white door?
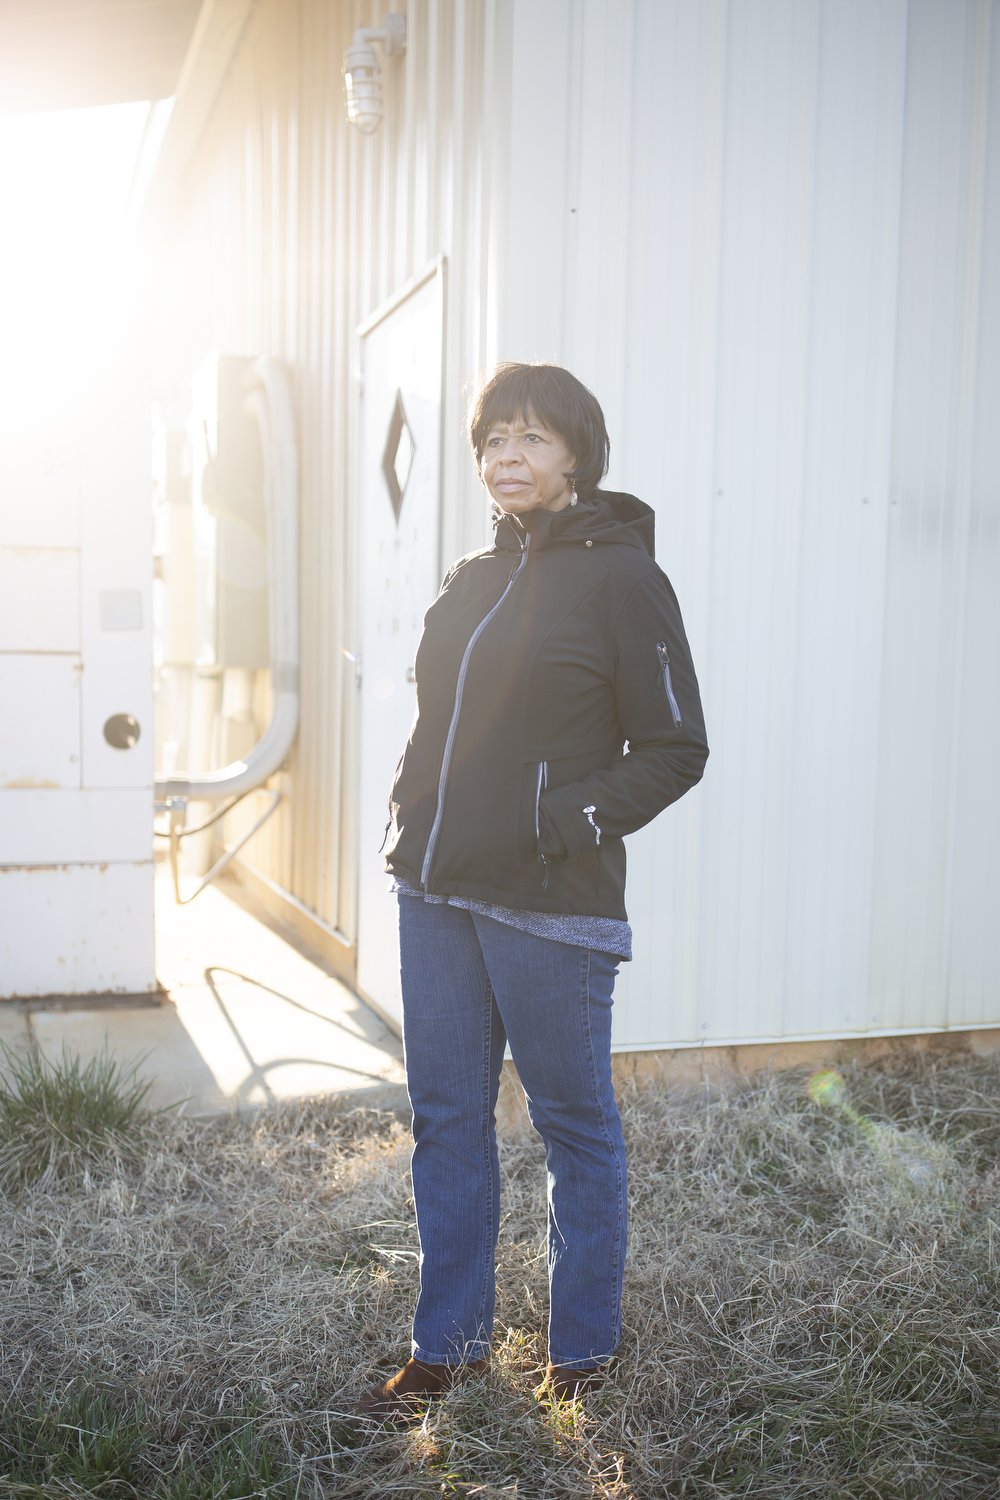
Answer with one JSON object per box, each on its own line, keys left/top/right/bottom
{"left": 355, "top": 264, "right": 444, "bottom": 1025}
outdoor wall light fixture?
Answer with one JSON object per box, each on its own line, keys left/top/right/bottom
{"left": 343, "top": 13, "right": 407, "bottom": 133}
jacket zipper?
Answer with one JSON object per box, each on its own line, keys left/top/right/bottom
{"left": 419, "top": 534, "right": 532, "bottom": 888}
{"left": 656, "top": 641, "right": 683, "bottom": 727}
{"left": 533, "top": 760, "right": 548, "bottom": 843}
{"left": 535, "top": 760, "right": 550, "bottom": 889}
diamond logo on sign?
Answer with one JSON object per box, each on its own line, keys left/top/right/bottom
{"left": 382, "top": 391, "right": 416, "bottom": 524}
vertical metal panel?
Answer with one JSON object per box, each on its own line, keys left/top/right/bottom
{"left": 0, "top": 549, "right": 79, "bottom": 651}
{"left": 778, "top": 0, "right": 907, "bottom": 1040}
{"left": 1, "top": 350, "right": 155, "bottom": 997}
{"left": 949, "top": 3, "right": 1000, "bottom": 1021}
{"left": 617, "top": 2, "right": 729, "bottom": 1049}
{"left": 663, "top": 0, "right": 826, "bottom": 1050}
{"left": 151, "top": 0, "right": 498, "bottom": 946}
{"left": 1, "top": 865, "right": 154, "bottom": 998}
{"left": 0, "top": 658, "right": 80, "bottom": 788}
{"left": 156, "top": 0, "right": 1000, "bottom": 1046}
{"left": 0, "top": 790, "right": 152, "bottom": 865}
{"left": 870, "top": 0, "right": 1000, "bottom": 1030}
{"left": 496, "top": 0, "right": 998, "bottom": 1048}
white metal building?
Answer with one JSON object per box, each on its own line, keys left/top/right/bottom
{"left": 0, "top": 348, "right": 155, "bottom": 998}
{"left": 4, "top": 0, "right": 998, "bottom": 1057}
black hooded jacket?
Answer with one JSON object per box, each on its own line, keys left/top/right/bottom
{"left": 384, "top": 489, "right": 708, "bottom": 921}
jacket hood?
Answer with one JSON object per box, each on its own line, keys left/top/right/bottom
{"left": 495, "top": 489, "right": 656, "bottom": 558}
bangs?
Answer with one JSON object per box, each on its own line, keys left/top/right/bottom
{"left": 468, "top": 362, "right": 610, "bottom": 497}
{"left": 476, "top": 369, "right": 566, "bottom": 440}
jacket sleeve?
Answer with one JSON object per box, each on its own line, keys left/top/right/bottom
{"left": 539, "top": 570, "right": 708, "bottom": 860}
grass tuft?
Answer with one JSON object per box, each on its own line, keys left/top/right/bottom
{"left": 0, "top": 1043, "right": 153, "bottom": 1192}
{"left": 0, "top": 1382, "right": 301, "bottom": 1499}
{"left": 1, "top": 1053, "right": 999, "bottom": 1496}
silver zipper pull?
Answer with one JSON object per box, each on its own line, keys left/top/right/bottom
{"left": 656, "top": 641, "right": 683, "bottom": 727}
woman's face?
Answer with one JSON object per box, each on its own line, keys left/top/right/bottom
{"left": 479, "top": 409, "right": 576, "bottom": 515}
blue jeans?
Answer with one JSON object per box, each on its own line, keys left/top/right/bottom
{"left": 397, "top": 895, "right": 628, "bottom": 1369}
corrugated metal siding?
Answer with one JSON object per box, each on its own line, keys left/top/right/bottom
{"left": 496, "top": 0, "right": 999, "bottom": 1047}
{"left": 870, "top": 0, "right": 1000, "bottom": 1032}
{"left": 150, "top": 0, "right": 498, "bottom": 943}
{"left": 155, "top": 0, "right": 1000, "bottom": 1048}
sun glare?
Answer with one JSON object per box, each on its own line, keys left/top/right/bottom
{"left": 0, "top": 99, "right": 170, "bottom": 404}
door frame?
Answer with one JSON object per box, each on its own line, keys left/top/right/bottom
{"left": 349, "top": 256, "right": 447, "bottom": 1028}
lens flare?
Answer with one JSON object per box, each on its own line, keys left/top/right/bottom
{"left": 806, "top": 1066, "right": 953, "bottom": 1192}
{"left": 806, "top": 1067, "right": 848, "bottom": 1108}
{"left": 0, "top": 100, "right": 156, "bottom": 406}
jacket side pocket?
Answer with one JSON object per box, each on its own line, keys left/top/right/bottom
{"left": 518, "top": 760, "right": 548, "bottom": 861}
{"left": 655, "top": 641, "right": 683, "bottom": 727}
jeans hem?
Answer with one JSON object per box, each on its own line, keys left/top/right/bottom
{"left": 547, "top": 1352, "right": 617, "bottom": 1370}
{"left": 411, "top": 1341, "right": 491, "bottom": 1366}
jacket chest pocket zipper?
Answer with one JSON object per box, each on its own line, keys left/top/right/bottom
{"left": 656, "top": 641, "right": 683, "bottom": 727}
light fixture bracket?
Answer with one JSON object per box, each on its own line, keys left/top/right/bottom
{"left": 343, "top": 13, "right": 407, "bottom": 134}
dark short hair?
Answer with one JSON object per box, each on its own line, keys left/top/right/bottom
{"left": 468, "top": 362, "right": 611, "bottom": 497}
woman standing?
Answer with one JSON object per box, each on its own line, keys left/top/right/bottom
{"left": 359, "top": 363, "right": 708, "bottom": 1418}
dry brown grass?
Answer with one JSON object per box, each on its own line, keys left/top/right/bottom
{"left": 1, "top": 1050, "right": 999, "bottom": 1498}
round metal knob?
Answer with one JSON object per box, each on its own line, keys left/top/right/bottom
{"left": 103, "top": 714, "right": 141, "bottom": 750}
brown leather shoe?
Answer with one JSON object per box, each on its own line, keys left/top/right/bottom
{"left": 357, "top": 1356, "right": 489, "bottom": 1422}
{"left": 533, "top": 1362, "right": 606, "bottom": 1402}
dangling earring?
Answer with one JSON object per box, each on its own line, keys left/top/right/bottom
{"left": 570, "top": 485, "right": 578, "bottom": 508}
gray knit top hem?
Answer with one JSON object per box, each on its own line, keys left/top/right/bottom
{"left": 390, "top": 878, "right": 633, "bottom": 961}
